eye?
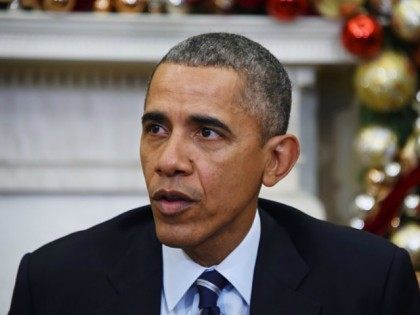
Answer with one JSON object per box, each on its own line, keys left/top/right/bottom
{"left": 199, "top": 128, "right": 220, "bottom": 139}
{"left": 145, "top": 123, "right": 166, "bottom": 135}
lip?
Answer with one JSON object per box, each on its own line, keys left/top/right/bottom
{"left": 152, "top": 189, "right": 197, "bottom": 216}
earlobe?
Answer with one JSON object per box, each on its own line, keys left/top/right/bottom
{"left": 262, "top": 134, "right": 300, "bottom": 187}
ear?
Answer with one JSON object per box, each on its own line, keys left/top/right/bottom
{"left": 262, "top": 134, "right": 300, "bottom": 187}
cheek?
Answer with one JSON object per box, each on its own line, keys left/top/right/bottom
{"left": 197, "top": 151, "right": 261, "bottom": 198}
{"left": 140, "top": 147, "right": 155, "bottom": 181}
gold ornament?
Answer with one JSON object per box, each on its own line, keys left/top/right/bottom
{"left": 354, "top": 125, "right": 399, "bottom": 167}
{"left": 400, "top": 117, "right": 420, "bottom": 171}
{"left": 402, "top": 194, "right": 419, "bottom": 219}
{"left": 313, "top": 0, "right": 365, "bottom": 19}
{"left": 355, "top": 51, "right": 417, "bottom": 112}
{"left": 364, "top": 168, "right": 386, "bottom": 196}
{"left": 213, "top": 0, "right": 235, "bottom": 12}
{"left": 93, "top": 0, "right": 113, "bottom": 12}
{"left": 349, "top": 192, "right": 378, "bottom": 230}
{"left": 349, "top": 217, "right": 365, "bottom": 229}
{"left": 392, "top": 0, "right": 420, "bottom": 43}
{"left": 391, "top": 223, "right": 420, "bottom": 270}
{"left": 383, "top": 161, "right": 402, "bottom": 184}
{"left": 363, "top": 166, "right": 395, "bottom": 200}
{"left": 42, "top": 0, "right": 76, "bottom": 11}
{"left": 352, "top": 192, "right": 376, "bottom": 212}
{"left": 113, "top": 0, "right": 147, "bottom": 12}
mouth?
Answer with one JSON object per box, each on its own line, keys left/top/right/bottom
{"left": 152, "top": 189, "right": 197, "bottom": 216}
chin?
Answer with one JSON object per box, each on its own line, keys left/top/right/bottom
{"left": 155, "top": 226, "right": 199, "bottom": 249}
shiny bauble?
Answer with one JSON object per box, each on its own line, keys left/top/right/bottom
{"left": 400, "top": 134, "right": 419, "bottom": 171}
{"left": 349, "top": 216, "right": 366, "bottom": 229}
{"left": 165, "top": 0, "right": 190, "bottom": 13}
{"left": 352, "top": 192, "right": 377, "bottom": 213}
{"left": 364, "top": 168, "right": 391, "bottom": 200}
{"left": 364, "top": 168, "right": 386, "bottom": 196}
{"left": 313, "top": 0, "right": 365, "bottom": 19}
{"left": 212, "top": 0, "right": 235, "bottom": 12}
{"left": 355, "top": 51, "right": 417, "bottom": 112}
{"left": 363, "top": 167, "right": 394, "bottom": 200}
{"left": 341, "top": 14, "right": 383, "bottom": 59}
{"left": 383, "top": 161, "right": 402, "bottom": 184}
{"left": 113, "top": 0, "right": 147, "bottom": 12}
{"left": 392, "top": 0, "right": 420, "bottom": 43}
{"left": 391, "top": 223, "right": 420, "bottom": 270}
{"left": 402, "top": 194, "right": 419, "bottom": 219}
{"left": 93, "top": 0, "right": 112, "bottom": 11}
{"left": 354, "top": 125, "right": 398, "bottom": 167}
{"left": 42, "top": 0, "right": 76, "bottom": 11}
{"left": 400, "top": 118, "right": 420, "bottom": 171}
{"left": 349, "top": 192, "right": 377, "bottom": 230}
{"left": 267, "top": 0, "right": 307, "bottom": 21}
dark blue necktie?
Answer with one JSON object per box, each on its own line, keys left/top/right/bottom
{"left": 196, "top": 270, "right": 228, "bottom": 315}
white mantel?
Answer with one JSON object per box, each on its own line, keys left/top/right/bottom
{"left": 0, "top": 11, "right": 353, "bottom": 64}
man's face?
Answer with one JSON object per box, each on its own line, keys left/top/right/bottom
{"left": 140, "top": 63, "right": 267, "bottom": 259}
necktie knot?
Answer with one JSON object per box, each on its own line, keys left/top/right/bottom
{"left": 196, "top": 270, "right": 228, "bottom": 315}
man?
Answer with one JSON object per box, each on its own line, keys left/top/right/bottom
{"left": 9, "top": 33, "right": 419, "bottom": 314}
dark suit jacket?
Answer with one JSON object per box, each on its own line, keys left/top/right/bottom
{"left": 9, "top": 199, "right": 420, "bottom": 314}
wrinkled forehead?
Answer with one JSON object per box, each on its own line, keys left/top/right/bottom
{"left": 145, "top": 63, "right": 247, "bottom": 108}
{"left": 144, "top": 62, "right": 246, "bottom": 106}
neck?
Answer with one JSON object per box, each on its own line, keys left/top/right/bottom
{"left": 184, "top": 207, "right": 257, "bottom": 267}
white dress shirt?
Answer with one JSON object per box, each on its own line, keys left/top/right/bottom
{"left": 160, "top": 210, "right": 261, "bottom": 315}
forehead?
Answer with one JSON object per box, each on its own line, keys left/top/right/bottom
{"left": 145, "top": 64, "right": 244, "bottom": 113}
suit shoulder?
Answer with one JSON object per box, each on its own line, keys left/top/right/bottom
{"left": 258, "top": 199, "right": 420, "bottom": 314}
{"left": 28, "top": 205, "right": 154, "bottom": 269}
{"left": 259, "top": 198, "right": 400, "bottom": 262}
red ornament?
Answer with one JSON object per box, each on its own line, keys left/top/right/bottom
{"left": 341, "top": 14, "right": 384, "bottom": 59}
{"left": 267, "top": 0, "right": 307, "bottom": 21}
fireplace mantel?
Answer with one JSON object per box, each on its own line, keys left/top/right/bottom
{"left": 0, "top": 11, "right": 353, "bottom": 64}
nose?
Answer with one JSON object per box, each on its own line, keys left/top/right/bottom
{"left": 155, "top": 131, "right": 193, "bottom": 177}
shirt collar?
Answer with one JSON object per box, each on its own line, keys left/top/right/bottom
{"left": 162, "top": 210, "right": 261, "bottom": 311}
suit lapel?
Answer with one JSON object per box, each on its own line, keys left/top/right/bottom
{"left": 94, "top": 203, "right": 321, "bottom": 314}
{"left": 250, "top": 207, "right": 321, "bottom": 315}
{"left": 96, "top": 217, "right": 162, "bottom": 315}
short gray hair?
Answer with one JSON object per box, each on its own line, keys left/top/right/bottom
{"left": 147, "top": 32, "right": 291, "bottom": 142}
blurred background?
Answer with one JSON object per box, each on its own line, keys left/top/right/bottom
{"left": 0, "top": 0, "right": 419, "bottom": 312}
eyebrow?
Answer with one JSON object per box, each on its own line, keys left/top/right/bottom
{"left": 141, "top": 111, "right": 166, "bottom": 125}
{"left": 189, "top": 114, "right": 232, "bottom": 135}
{"left": 141, "top": 111, "right": 233, "bottom": 136}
